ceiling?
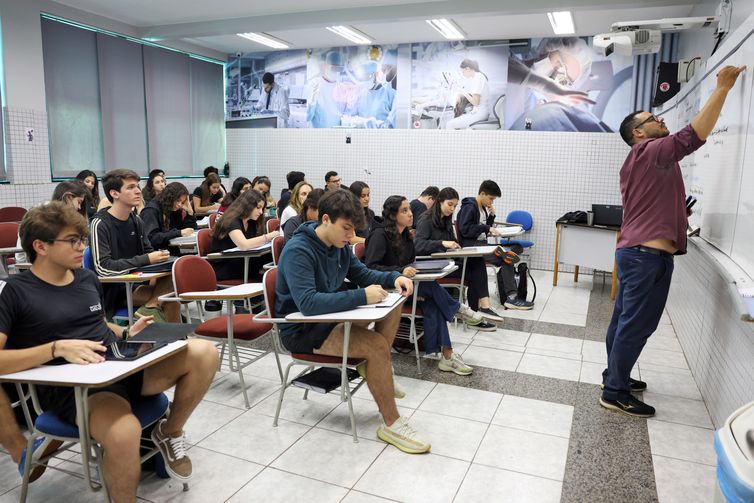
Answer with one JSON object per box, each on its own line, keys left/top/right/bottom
{"left": 52, "top": 0, "right": 704, "bottom": 55}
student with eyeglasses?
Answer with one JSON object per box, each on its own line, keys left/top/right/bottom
{"left": 600, "top": 65, "right": 745, "bottom": 418}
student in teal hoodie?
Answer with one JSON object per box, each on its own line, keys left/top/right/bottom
{"left": 276, "top": 189, "right": 430, "bottom": 455}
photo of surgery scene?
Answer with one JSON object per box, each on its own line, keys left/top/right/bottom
{"left": 410, "top": 41, "right": 508, "bottom": 130}
{"left": 304, "top": 45, "right": 398, "bottom": 129}
{"left": 505, "top": 37, "right": 634, "bottom": 132}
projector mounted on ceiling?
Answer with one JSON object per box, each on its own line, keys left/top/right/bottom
{"left": 593, "top": 16, "right": 718, "bottom": 57}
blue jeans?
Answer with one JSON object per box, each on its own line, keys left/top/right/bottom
{"left": 602, "top": 248, "right": 674, "bottom": 401}
{"left": 416, "top": 281, "right": 459, "bottom": 354}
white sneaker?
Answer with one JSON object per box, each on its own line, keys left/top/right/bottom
{"left": 377, "top": 416, "right": 431, "bottom": 454}
{"left": 438, "top": 352, "right": 473, "bottom": 376}
{"left": 455, "top": 304, "right": 484, "bottom": 326}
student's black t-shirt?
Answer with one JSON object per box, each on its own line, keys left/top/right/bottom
{"left": 111, "top": 215, "right": 143, "bottom": 260}
{"left": 210, "top": 217, "right": 260, "bottom": 253}
{"left": 0, "top": 269, "right": 117, "bottom": 350}
{"left": 410, "top": 199, "right": 428, "bottom": 224}
{"left": 192, "top": 187, "right": 222, "bottom": 206}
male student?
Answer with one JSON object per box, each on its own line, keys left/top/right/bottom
{"left": 90, "top": 169, "right": 178, "bottom": 322}
{"left": 324, "top": 171, "right": 342, "bottom": 191}
{"left": 0, "top": 202, "right": 219, "bottom": 501}
{"left": 457, "top": 180, "right": 533, "bottom": 316}
{"left": 409, "top": 186, "right": 439, "bottom": 224}
{"left": 600, "top": 65, "right": 745, "bottom": 418}
{"left": 276, "top": 190, "right": 430, "bottom": 454}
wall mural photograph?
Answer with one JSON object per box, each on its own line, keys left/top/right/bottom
{"left": 225, "top": 37, "right": 633, "bottom": 132}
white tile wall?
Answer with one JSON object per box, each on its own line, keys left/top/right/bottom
{"left": 226, "top": 128, "right": 630, "bottom": 271}
{"left": 666, "top": 237, "right": 754, "bottom": 428}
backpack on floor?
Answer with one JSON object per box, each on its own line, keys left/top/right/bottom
{"left": 497, "top": 261, "right": 537, "bottom": 303}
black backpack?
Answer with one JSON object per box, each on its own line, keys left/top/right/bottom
{"left": 516, "top": 262, "right": 537, "bottom": 302}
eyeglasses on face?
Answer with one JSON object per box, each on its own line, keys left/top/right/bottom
{"left": 47, "top": 236, "right": 89, "bottom": 249}
{"left": 635, "top": 114, "right": 660, "bottom": 128}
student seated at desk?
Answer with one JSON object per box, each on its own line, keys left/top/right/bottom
{"left": 348, "top": 181, "right": 378, "bottom": 245}
{"left": 141, "top": 182, "right": 197, "bottom": 252}
{"left": 210, "top": 189, "right": 280, "bottom": 281}
{"left": 141, "top": 169, "right": 166, "bottom": 203}
{"left": 458, "top": 180, "right": 533, "bottom": 312}
{"left": 0, "top": 202, "right": 219, "bottom": 497}
{"left": 283, "top": 188, "right": 324, "bottom": 243}
{"left": 90, "top": 169, "right": 178, "bottom": 323}
{"left": 364, "top": 195, "right": 487, "bottom": 375}
{"left": 409, "top": 186, "right": 439, "bottom": 226}
{"left": 415, "top": 187, "right": 507, "bottom": 324}
{"left": 278, "top": 170, "right": 306, "bottom": 215}
{"left": 251, "top": 176, "right": 276, "bottom": 209}
{"left": 75, "top": 170, "right": 101, "bottom": 220}
{"left": 279, "top": 181, "right": 313, "bottom": 226}
{"left": 192, "top": 173, "right": 223, "bottom": 216}
{"left": 218, "top": 177, "right": 251, "bottom": 214}
{"left": 276, "top": 189, "right": 430, "bottom": 454}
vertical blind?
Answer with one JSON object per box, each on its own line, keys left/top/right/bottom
{"left": 41, "top": 16, "right": 225, "bottom": 178}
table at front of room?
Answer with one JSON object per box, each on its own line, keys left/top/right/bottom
{"left": 553, "top": 222, "right": 620, "bottom": 299}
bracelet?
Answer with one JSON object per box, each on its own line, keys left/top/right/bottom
{"left": 51, "top": 341, "right": 56, "bottom": 359}
{"left": 122, "top": 327, "right": 130, "bottom": 340}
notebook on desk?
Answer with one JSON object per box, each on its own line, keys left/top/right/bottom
{"left": 411, "top": 259, "right": 453, "bottom": 273}
{"left": 222, "top": 242, "right": 273, "bottom": 254}
{"left": 128, "top": 322, "right": 199, "bottom": 343}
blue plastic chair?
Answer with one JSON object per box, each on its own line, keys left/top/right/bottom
{"left": 18, "top": 388, "right": 173, "bottom": 501}
{"left": 501, "top": 210, "right": 534, "bottom": 249}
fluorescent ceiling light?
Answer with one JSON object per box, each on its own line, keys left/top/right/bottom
{"left": 237, "top": 32, "right": 289, "bottom": 49}
{"left": 326, "top": 26, "right": 372, "bottom": 44}
{"left": 547, "top": 11, "right": 575, "bottom": 35}
{"left": 426, "top": 19, "right": 465, "bottom": 40}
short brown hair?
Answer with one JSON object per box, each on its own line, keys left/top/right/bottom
{"left": 19, "top": 201, "right": 88, "bottom": 263}
{"left": 102, "top": 169, "right": 141, "bottom": 203}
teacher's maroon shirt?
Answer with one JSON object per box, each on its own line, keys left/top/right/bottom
{"left": 616, "top": 124, "right": 705, "bottom": 255}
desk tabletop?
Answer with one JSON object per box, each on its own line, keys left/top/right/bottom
{"left": 285, "top": 295, "right": 407, "bottom": 323}
{"left": 169, "top": 235, "right": 198, "bottom": 247}
{"left": 556, "top": 221, "right": 621, "bottom": 232}
{"left": 432, "top": 245, "right": 498, "bottom": 258}
{"left": 180, "top": 282, "right": 264, "bottom": 300}
{"left": 0, "top": 341, "right": 187, "bottom": 387}
{"left": 98, "top": 271, "right": 171, "bottom": 283}
{"left": 413, "top": 263, "right": 458, "bottom": 281}
{"left": 207, "top": 243, "right": 272, "bottom": 259}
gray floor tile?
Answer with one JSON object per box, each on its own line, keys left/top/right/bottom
{"left": 652, "top": 455, "right": 717, "bottom": 503}
{"left": 455, "top": 464, "right": 562, "bottom": 503}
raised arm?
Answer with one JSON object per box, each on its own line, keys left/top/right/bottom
{"left": 691, "top": 65, "right": 745, "bottom": 140}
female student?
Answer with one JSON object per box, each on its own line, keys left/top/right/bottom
{"left": 251, "top": 176, "right": 276, "bottom": 209}
{"left": 283, "top": 188, "right": 324, "bottom": 243}
{"left": 141, "top": 182, "right": 197, "bottom": 251}
{"left": 414, "top": 187, "right": 502, "bottom": 324}
{"left": 364, "top": 195, "right": 488, "bottom": 375}
{"left": 209, "top": 189, "right": 280, "bottom": 281}
{"left": 192, "top": 172, "right": 224, "bottom": 215}
{"left": 348, "top": 181, "right": 378, "bottom": 244}
{"left": 279, "top": 181, "right": 313, "bottom": 226}
{"left": 142, "top": 170, "right": 167, "bottom": 203}
{"left": 15, "top": 180, "right": 89, "bottom": 263}
{"left": 218, "top": 177, "right": 251, "bottom": 214}
{"left": 75, "top": 169, "right": 101, "bottom": 219}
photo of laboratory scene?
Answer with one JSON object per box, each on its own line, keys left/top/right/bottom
{"left": 304, "top": 45, "right": 399, "bottom": 128}
{"left": 410, "top": 41, "right": 508, "bottom": 130}
{"left": 225, "top": 50, "right": 307, "bottom": 128}
{"left": 505, "top": 37, "right": 634, "bottom": 132}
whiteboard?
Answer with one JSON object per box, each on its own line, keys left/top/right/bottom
{"left": 661, "top": 13, "right": 754, "bottom": 279}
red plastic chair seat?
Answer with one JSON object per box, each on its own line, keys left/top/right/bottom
{"left": 195, "top": 315, "right": 272, "bottom": 340}
{"left": 291, "top": 353, "right": 364, "bottom": 366}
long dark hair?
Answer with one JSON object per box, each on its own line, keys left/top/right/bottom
{"left": 75, "top": 169, "right": 100, "bottom": 208}
{"left": 349, "top": 181, "right": 374, "bottom": 221}
{"left": 212, "top": 189, "right": 265, "bottom": 240}
{"left": 381, "top": 195, "right": 409, "bottom": 261}
{"left": 220, "top": 177, "right": 251, "bottom": 208}
{"left": 143, "top": 171, "right": 166, "bottom": 201}
{"left": 156, "top": 182, "right": 189, "bottom": 228}
{"left": 199, "top": 173, "right": 221, "bottom": 206}
{"left": 52, "top": 180, "right": 89, "bottom": 217}
{"left": 427, "top": 187, "right": 459, "bottom": 233}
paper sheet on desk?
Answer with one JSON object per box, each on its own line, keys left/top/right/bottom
{"left": 357, "top": 292, "right": 402, "bottom": 309}
{"left": 196, "top": 216, "right": 210, "bottom": 226}
{"left": 223, "top": 242, "right": 273, "bottom": 253}
{"left": 496, "top": 225, "right": 524, "bottom": 237}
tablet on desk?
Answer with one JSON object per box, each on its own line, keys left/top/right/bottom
{"left": 105, "top": 341, "right": 168, "bottom": 361}
{"left": 127, "top": 322, "right": 198, "bottom": 343}
{"left": 411, "top": 259, "right": 453, "bottom": 273}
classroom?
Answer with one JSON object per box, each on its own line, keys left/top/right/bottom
{"left": 1, "top": 0, "right": 754, "bottom": 502}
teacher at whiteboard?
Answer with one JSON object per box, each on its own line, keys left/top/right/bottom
{"left": 600, "top": 65, "right": 746, "bottom": 418}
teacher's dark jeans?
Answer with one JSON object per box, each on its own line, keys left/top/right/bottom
{"left": 602, "top": 248, "right": 674, "bottom": 401}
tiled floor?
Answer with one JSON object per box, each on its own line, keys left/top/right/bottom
{"left": 0, "top": 271, "right": 720, "bottom": 502}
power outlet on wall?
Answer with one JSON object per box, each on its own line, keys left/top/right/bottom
{"left": 346, "top": 135, "right": 351, "bottom": 144}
